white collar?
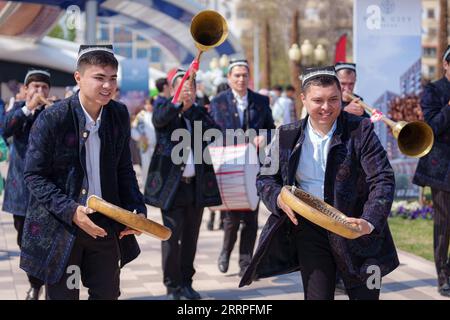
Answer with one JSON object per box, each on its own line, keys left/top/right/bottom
{"left": 79, "top": 94, "right": 103, "bottom": 127}
{"left": 232, "top": 89, "right": 248, "bottom": 101}
{"left": 307, "top": 117, "right": 336, "bottom": 140}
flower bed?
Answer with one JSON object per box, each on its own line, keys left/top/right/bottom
{"left": 390, "top": 200, "right": 433, "bottom": 220}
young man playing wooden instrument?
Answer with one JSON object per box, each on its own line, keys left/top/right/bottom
{"left": 20, "top": 45, "right": 146, "bottom": 300}
{"left": 2, "top": 69, "right": 52, "bottom": 300}
{"left": 240, "top": 66, "right": 399, "bottom": 300}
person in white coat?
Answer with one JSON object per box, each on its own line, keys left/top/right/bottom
{"left": 131, "top": 98, "right": 156, "bottom": 188}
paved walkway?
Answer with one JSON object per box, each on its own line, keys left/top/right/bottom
{"left": 0, "top": 165, "right": 448, "bottom": 300}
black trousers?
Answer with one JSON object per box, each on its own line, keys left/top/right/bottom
{"left": 13, "top": 215, "right": 44, "bottom": 290}
{"left": 221, "top": 208, "right": 258, "bottom": 270}
{"left": 294, "top": 217, "right": 380, "bottom": 300}
{"left": 431, "top": 188, "right": 450, "bottom": 286}
{"left": 161, "top": 180, "right": 203, "bottom": 292}
{"left": 45, "top": 225, "right": 121, "bottom": 300}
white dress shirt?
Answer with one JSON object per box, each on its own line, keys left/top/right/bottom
{"left": 295, "top": 117, "right": 374, "bottom": 232}
{"left": 22, "top": 105, "right": 32, "bottom": 116}
{"left": 79, "top": 96, "right": 103, "bottom": 199}
{"left": 182, "top": 116, "right": 195, "bottom": 178}
{"left": 232, "top": 89, "right": 248, "bottom": 127}
{"left": 295, "top": 117, "right": 336, "bottom": 200}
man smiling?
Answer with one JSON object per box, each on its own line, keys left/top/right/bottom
{"left": 240, "top": 66, "right": 398, "bottom": 300}
{"left": 20, "top": 45, "right": 146, "bottom": 300}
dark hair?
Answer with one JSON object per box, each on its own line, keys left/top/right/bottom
{"left": 216, "top": 82, "right": 230, "bottom": 95}
{"left": 272, "top": 84, "right": 283, "bottom": 91}
{"left": 155, "top": 78, "right": 168, "bottom": 92}
{"left": 77, "top": 51, "right": 118, "bottom": 72}
{"left": 302, "top": 76, "right": 341, "bottom": 94}
{"left": 173, "top": 76, "right": 196, "bottom": 90}
{"left": 285, "top": 84, "right": 295, "bottom": 92}
{"left": 25, "top": 74, "right": 51, "bottom": 87}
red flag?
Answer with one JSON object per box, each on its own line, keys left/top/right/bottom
{"left": 334, "top": 34, "right": 347, "bottom": 63}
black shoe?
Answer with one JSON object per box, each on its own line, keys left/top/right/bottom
{"left": 166, "top": 287, "right": 181, "bottom": 300}
{"left": 179, "top": 285, "right": 201, "bottom": 300}
{"left": 25, "top": 287, "right": 41, "bottom": 300}
{"left": 239, "top": 268, "right": 246, "bottom": 278}
{"left": 166, "top": 292, "right": 180, "bottom": 300}
{"left": 218, "top": 252, "right": 229, "bottom": 273}
{"left": 207, "top": 220, "right": 214, "bottom": 231}
{"left": 438, "top": 283, "right": 450, "bottom": 297}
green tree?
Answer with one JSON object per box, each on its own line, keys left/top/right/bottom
{"left": 48, "top": 23, "right": 64, "bottom": 39}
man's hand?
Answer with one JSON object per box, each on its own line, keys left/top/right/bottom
{"left": 26, "top": 93, "right": 45, "bottom": 112}
{"left": 277, "top": 193, "right": 298, "bottom": 225}
{"left": 119, "top": 212, "right": 145, "bottom": 239}
{"left": 343, "top": 98, "right": 365, "bottom": 116}
{"left": 73, "top": 205, "right": 107, "bottom": 239}
{"left": 346, "top": 217, "right": 373, "bottom": 236}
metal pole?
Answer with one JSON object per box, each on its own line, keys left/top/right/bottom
{"left": 253, "top": 24, "right": 260, "bottom": 91}
{"left": 85, "top": 0, "right": 98, "bottom": 44}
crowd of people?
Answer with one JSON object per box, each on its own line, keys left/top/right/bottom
{"left": 0, "top": 43, "right": 449, "bottom": 301}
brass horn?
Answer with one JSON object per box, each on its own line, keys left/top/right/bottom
{"left": 191, "top": 10, "right": 228, "bottom": 52}
{"left": 345, "top": 93, "right": 434, "bottom": 158}
{"left": 172, "top": 10, "right": 228, "bottom": 103}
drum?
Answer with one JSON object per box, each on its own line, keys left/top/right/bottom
{"left": 280, "top": 185, "right": 363, "bottom": 239}
{"left": 208, "top": 143, "right": 259, "bottom": 211}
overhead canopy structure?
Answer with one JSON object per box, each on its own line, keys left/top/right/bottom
{"left": 0, "top": 0, "right": 242, "bottom": 65}
{"left": 0, "top": 35, "right": 167, "bottom": 86}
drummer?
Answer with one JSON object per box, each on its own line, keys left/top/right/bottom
{"left": 20, "top": 44, "right": 147, "bottom": 299}
{"left": 144, "top": 68, "right": 222, "bottom": 300}
{"left": 209, "top": 59, "right": 275, "bottom": 277}
{"left": 239, "top": 66, "right": 398, "bottom": 300}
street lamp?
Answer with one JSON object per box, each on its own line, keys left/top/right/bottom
{"left": 288, "top": 40, "right": 328, "bottom": 120}
{"left": 314, "top": 44, "right": 327, "bottom": 65}
{"left": 288, "top": 43, "right": 301, "bottom": 63}
{"left": 300, "top": 40, "right": 314, "bottom": 64}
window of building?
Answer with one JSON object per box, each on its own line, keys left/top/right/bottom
{"left": 428, "top": 27, "right": 437, "bottom": 37}
{"left": 137, "top": 48, "right": 148, "bottom": 59}
{"left": 114, "top": 26, "right": 132, "bottom": 42}
{"left": 98, "top": 23, "right": 109, "bottom": 41}
{"left": 150, "top": 47, "right": 161, "bottom": 63}
{"left": 429, "top": 66, "right": 436, "bottom": 78}
{"left": 115, "top": 45, "right": 132, "bottom": 58}
{"left": 423, "top": 47, "right": 437, "bottom": 58}
{"left": 427, "top": 8, "right": 435, "bottom": 19}
{"left": 136, "top": 34, "right": 147, "bottom": 41}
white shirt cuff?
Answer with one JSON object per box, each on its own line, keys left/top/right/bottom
{"left": 22, "top": 106, "right": 32, "bottom": 116}
{"left": 367, "top": 222, "right": 375, "bottom": 233}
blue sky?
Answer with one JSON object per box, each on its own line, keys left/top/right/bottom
{"left": 355, "top": 35, "right": 421, "bottom": 105}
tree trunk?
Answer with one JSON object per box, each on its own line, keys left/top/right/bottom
{"left": 289, "top": 9, "right": 303, "bottom": 119}
{"left": 437, "top": 0, "right": 448, "bottom": 79}
{"left": 262, "top": 20, "right": 271, "bottom": 89}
